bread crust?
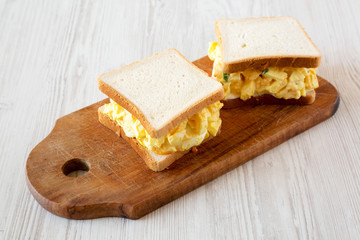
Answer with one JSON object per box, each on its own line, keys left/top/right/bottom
{"left": 98, "top": 105, "right": 217, "bottom": 171}
{"left": 98, "top": 49, "right": 224, "bottom": 138}
{"left": 222, "top": 90, "right": 316, "bottom": 109}
{"left": 215, "top": 17, "right": 322, "bottom": 73}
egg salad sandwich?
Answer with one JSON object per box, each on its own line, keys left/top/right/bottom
{"left": 97, "top": 49, "right": 224, "bottom": 171}
{"left": 208, "top": 16, "right": 321, "bottom": 108}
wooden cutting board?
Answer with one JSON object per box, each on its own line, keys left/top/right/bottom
{"left": 26, "top": 56, "right": 339, "bottom": 220}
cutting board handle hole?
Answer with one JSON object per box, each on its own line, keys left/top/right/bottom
{"left": 62, "top": 158, "right": 90, "bottom": 177}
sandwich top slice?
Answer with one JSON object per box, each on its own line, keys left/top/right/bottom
{"left": 208, "top": 16, "right": 321, "bottom": 107}
{"left": 98, "top": 49, "right": 224, "bottom": 171}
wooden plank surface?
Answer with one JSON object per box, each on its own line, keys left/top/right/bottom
{"left": 25, "top": 56, "right": 338, "bottom": 220}
{"left": 1, "top": 0, "right": 360, "bottom": 239}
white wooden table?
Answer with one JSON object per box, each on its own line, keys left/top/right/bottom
{"left": 1, "top": 0, "right": 360, "bottom": 239}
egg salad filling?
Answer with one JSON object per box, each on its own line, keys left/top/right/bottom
{"left": 103, "top": 99, "right": 223, "bottom": 155}
{"left": 208, "top": 42, "right": 319, "bottom": 100}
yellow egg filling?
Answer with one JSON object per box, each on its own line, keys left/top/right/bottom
{"left": 208, "top": 42, "right": 319, "bottom": 100}
{"left": 103, "top": 99, "right": 223, "bottom": 155}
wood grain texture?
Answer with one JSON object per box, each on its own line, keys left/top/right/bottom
{"left": 25, "top": 56, "right": 338, "bottom": 220}
{"left": 1, "top": 0, "right": 360, "bottom": 239}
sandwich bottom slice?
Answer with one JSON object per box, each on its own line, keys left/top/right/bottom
{"left": 98, "top": 100, "right": 223, "bottom": 171}
{"left": 208, "top": 42, "right": 319, "bottom": 108}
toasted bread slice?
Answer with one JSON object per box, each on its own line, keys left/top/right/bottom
{"left": 98, "top": 49, "right": 224, "bottom": 138}
{"left": 98, "top": 106, "right": 216, "bottom": 171}
{"left": 222, "top": 90, "right": 315, "bottom": 109}
{"left": 215, "top": 17, "right": 321, "bottom": 73}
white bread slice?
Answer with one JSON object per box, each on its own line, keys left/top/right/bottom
{"left": 215, "top": 17, "right": 321, "bottom": 73}
{"left": 98, "top": 106, "right": 216, "bottom": 171}
{"left": 98, "top": 49, "right": 224, "bottom": 138}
